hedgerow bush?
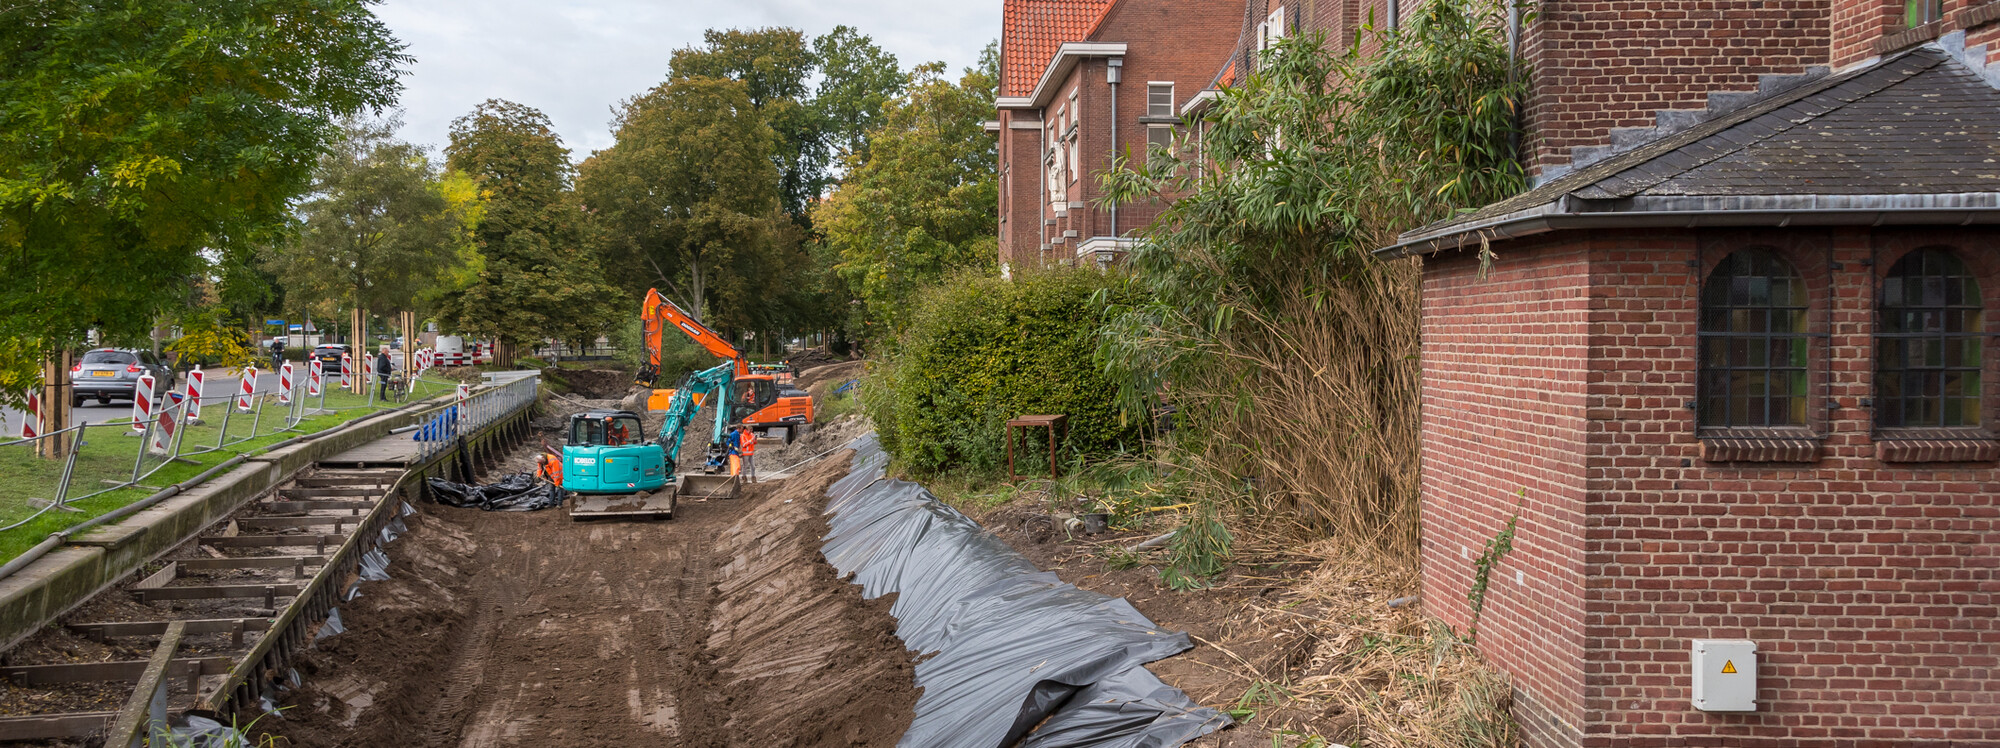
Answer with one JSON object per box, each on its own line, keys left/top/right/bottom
{"left": 867, "top": 268, "right": 1140, "bottom": 474}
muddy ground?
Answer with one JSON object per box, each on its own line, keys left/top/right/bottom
{"left": 254, "top": 435, "right": 916, "bottom": 747}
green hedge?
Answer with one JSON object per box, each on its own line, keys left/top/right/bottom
{"left": 867, "top": 268, "right": 1140, "bottom": 474}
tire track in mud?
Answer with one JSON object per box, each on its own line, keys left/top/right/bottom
{"left": 257, "top": 436, "right": 918, "bottom": 747}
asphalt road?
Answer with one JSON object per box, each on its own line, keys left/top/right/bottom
{"left": 2, "top": 371, "right": 281, "bottom": 431}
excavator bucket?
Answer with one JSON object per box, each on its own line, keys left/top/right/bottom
{"left": 569, "top": 490, "right": 677, "bottom": 521}
{"left": 677, "top": 474, "right": 740, "bottom": 501}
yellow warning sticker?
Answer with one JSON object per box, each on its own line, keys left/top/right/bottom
{"left": 1721, "top": 660, "right": 1737, "bottom": 674}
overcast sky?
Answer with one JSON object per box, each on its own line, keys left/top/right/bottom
{"left": 375, "top": 0, "right": 1000, "bottom": 159}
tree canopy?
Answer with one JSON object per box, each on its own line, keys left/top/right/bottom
{"left": 669, "top": 28, "right": 824, "bottom": 223}
{"left": 266, "top": 117, "right": 472, "bottom": 325}
{"left": 437, "top": 100, "right": 619, "bottom": 352}
{"left": 578, "top": 76, "right": 781, "bottom": 331}
{"left": 0, "top": 0, "right": 406, "bottom": 402}
{"left": 816, "top": 49, "right": 1000, "bottom": 339}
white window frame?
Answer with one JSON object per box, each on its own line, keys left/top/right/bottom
{"left": 1146, "top": 83, "right": 1175, "bottom": 118}
{"left": 1259, "top": 6, "right": 1286, "bottom": 51}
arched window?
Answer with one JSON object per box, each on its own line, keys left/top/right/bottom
{"left": 1700, "top": 249, "right": 1810, "bottom": 428}
{"left": 1877, "top": 248, "right": 1985, "bottom": 428}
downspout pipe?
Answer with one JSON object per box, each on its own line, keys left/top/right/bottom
{"left": 1107, "top": 57, "right": 1122, "bottom": 239}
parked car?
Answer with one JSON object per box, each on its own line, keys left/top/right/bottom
{"left": 71, "top": 348, "right": 173, "bottom": 406}
{"left": 311, "top": 344, "right": 350, "bottom": 372}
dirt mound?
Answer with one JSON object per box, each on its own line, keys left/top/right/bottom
{"left": 697, "top": 451, "right": 917, "bottom": 744}
{"left": 798, "top": 360, "right": 864, "bottom": 394}
{"left": 784, "top": 348, "right": 844, "bottom": 371}
{"left": 548, "top": 367, "right": 635, "bottom": 399}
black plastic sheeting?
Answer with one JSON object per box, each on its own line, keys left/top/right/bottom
{"left": 426, "top": 472, "right": 565, "bottom": 511}
{"left": 821, "top": 434, "right": 1230, "bottom": 748}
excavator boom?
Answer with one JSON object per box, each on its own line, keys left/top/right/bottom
{"left": 638, "top": 289, "right": 748, "bottom": 386}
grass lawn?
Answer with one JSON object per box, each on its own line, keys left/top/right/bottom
{"left": 0, "top": 374, "right": 462, "bottom": 564}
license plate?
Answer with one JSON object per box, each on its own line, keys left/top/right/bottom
{"left": 91, "top": 371, "right": 115, "bottom": 377}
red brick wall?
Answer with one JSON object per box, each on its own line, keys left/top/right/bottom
{"left": 1418, "top": 239, "right": 1596, "bottom": 748}
{"left": 1519, "top": 0, "right": 1831, "bottom": 177}
{"left": 1421, "top": 227, "right": 2000, "bottom": 747}
{"left": 1831, "top": 0, "right": 1904, "bottom": 65}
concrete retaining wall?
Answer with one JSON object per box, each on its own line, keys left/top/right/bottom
{"left": 0, "top": 407, "right": 430, "bottom": 652}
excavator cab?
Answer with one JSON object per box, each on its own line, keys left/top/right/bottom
{"left": 731, "top": 377, "right": 779, "bottom": 419}
{"left": 561, "top": 411, "right": 668, "bottom": 495}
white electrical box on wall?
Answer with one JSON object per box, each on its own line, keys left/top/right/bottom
{"left": 1691, "top": 639, "right": 1758, "bottom": 712}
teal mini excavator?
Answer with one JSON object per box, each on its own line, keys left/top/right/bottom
{"left": 561, "top": 290, "right": 750, "bottom": 519}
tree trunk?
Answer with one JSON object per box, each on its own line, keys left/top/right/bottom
{"left": 689, "top": 256, "right": 705, "bottom": 323}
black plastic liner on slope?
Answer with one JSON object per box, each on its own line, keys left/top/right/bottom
{"left": 426, "top": 473, "right": 565, "bottom": 511}
{"left": 820, "top": 434, "right": 1230, "bottom": 748}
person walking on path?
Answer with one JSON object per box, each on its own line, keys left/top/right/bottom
{"left": 737, "top": 424, "right": 757, "bottom": 483}
{"left": 374, "top": 345, "right": 393, "bottom": 401}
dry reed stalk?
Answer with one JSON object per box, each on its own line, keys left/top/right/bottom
{"left": 1161, "top": 257, "right": 1424, "bottom": 568}
{"left": 1190, "top": 539, "right": 1518, "bottom": 747}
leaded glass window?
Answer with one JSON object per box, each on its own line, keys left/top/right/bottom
{"left": 1699, "top": 249, "right": 1811, "bottom": 428}
{"left": 1877, "top": 248, "right": 1984, "bottom": 428}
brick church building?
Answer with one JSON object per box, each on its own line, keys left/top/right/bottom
{"left": 1378, "top": 5, "right": 2000, "bottom": 748}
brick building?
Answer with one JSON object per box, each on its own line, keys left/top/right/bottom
{"left": 992, "top": 0, "right": 1242, "bottom": 273}
{"left": 1384, "top": 33, "right": 2000, "bottom": 748}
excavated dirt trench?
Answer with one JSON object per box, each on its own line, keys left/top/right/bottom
{"left": 251, "top": 439, "right": 917, "bottom": 747}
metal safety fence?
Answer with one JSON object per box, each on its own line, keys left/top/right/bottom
{"left": 0, "top": 367, "right": 467, "bottom": 535}
{"left": 401, "top": 374, "right": 541, "bottom": 466}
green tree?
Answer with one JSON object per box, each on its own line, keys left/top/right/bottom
{"left": 0, "top": 0, "right": 406, "bottom": 405}
{"left": 812, "top": 26, "right": 904, "bottom": 163}
{"left": 438, "top": 100, "right": 619, "bottom": 359}
{"left": 577, "top": 76, "right": 781, "bottom": 334}
{"left": 815, "top": 50, "right": 1000, "bottom": 340}
{"left": 265, "top": 117, "right": 470, "bottom": 330}
{"left": 669, "top": 28, "right": 824, "bottom": 223}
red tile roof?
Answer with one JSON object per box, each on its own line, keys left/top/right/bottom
{"left": 1001, "top": 0, "right": 1116, "bottom": 97}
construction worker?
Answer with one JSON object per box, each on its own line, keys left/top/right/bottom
{"left": 726, "top": 426, "right": 742, "bottom": 477}
{"left": 737, "top": 424, "right": 757, "bottom": 483}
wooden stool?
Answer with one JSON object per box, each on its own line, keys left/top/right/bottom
{"left": 1005, "top": 414, "right": 1067, "bottom": 482}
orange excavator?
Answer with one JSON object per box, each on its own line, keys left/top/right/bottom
{"left": 636, "top": 289, "right": 815, "bottom": 441}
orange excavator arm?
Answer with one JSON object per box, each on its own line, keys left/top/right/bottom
{"left": 637, "top": 288, "right": 748, "bottom": 386}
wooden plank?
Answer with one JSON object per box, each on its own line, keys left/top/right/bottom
{"left": 132, "top": 562, "right": 176, "bottom": 590}
{"left": 70, "top": 618, "right": 273, "bottom": 638}
{"left": 292, "top": 477, "right": 392, "bottom": 488}
{"left": 279, "top": 487, "right": 378, "bottom": 498}
{"left": 174, "top": 556, "right": 328, "bottom": 572}
{"left": 235, "top": 516, "right": 357, "bottom": 530}
{"left": 104, "top": 621, "right": 183, "bottom": 748}
{"left": 0, "top": 713, "right": 116, "bottom": 740}
{"left": 262, "top": 500, "right": 374, "bottom": 513}
{"left": 0, "top": 657, "right": 233, "bottom": 686}
{"left": 132, "top": 583, "right": 304, "bottom": 603}
{"left": 202, "top": 535, "right": 344, "bottom": 549}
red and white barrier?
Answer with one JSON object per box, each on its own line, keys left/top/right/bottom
{"left": 21, "top": 390, "right": 39, "bottom": 439}
{"left": 150, "top": 405, "right": 176, "bottom": 454}
{"left": 278, "top": 362, "right": 294, "bottom": 404}
{"left": 340, "top": 353, "right": 353, "bottom": 387}
{"left": 130, "top": 373, "right": 156, "bottom": 433}
{"left": 457, "top": 383, "right": 469, "bottom": 409}
{"left": 185, "top": 367, "right": 204, "bottom": 420}
{"left": 237, "top": 366, "right": 258, "bottom": 412}
{"left": 308, "top": 359, "right": 323, "bottom": 397}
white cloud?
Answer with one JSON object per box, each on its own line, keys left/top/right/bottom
{"left": 374, "top": 0, "right": 999, "bottom": 159}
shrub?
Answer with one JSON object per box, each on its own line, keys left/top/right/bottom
{"left": 868, "top": 268, "right": 1140, "bottom": 475}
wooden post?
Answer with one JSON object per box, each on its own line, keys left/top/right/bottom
{"left": 37, "top": 351, "right": 72, "bottom": 459}
{"left": 399, "top": 311, "right": 415, "bottom": 379}
{"left": 350, "top": 307, "right": 367, "bottom": 394}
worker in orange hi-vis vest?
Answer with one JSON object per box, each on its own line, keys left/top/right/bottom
{"left": 737, "top": 425, "right": 758, "bottom": 483}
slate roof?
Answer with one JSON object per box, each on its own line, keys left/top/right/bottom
{"left": 1001, "top": 0, "right": 1116, "bottom": 97}
{"left": 1380, "top": 47, "right": 2000, "bottom": 257}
